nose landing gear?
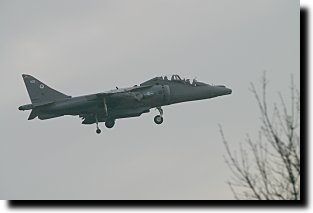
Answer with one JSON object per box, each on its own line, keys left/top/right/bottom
{"left": 154, "top": 115, "right": 163, "bottom": 124}
{"left": 154, "top": 107, "right": 164, "bottom": 125}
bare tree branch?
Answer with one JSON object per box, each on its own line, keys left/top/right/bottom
{"left": 220, "top": 73, "right": 300, "bottom": 200}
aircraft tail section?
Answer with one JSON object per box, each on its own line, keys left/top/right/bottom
{"left": 28, "top": 110, "right": 37, "bottom": 120}
{"left": 22, "top": 74, "right": 71, "bottom": 106}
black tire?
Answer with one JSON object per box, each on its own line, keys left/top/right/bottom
{"left": 105, "top": 119, "right": 115, "bottom": 128}
{"left": 96, "top": 129, "right": 101, "bottom": 134}
{"left": 154, "top": 115, "right": 163, "bottom": 124}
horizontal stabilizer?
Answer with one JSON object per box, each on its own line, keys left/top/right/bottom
{"left": 32, "top": 100, "right": 55, "bottom": 107}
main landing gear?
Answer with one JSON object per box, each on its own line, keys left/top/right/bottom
{"left": 105, "top": 119, "right": 115, "bottom": 128}
{"left": 95, "top": 115, "right": 116, "bottom": 134}
{"left": 154, "top": 107, "right": 164, "bottom": 125}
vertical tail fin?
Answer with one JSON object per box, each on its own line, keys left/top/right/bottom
{"left": 22, "top": 74, "right": 71, "bottom": 106}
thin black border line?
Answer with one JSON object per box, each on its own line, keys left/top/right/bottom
{"left": 300, "top": 7, "right": 309, "bottom": 206}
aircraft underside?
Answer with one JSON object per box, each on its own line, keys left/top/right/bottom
{"left": 78, "top": 106, "right": 163, "bottom": 134}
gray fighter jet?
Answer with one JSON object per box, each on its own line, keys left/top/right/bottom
{"left": 19, "top": 74, "right": 232, "bottom": 134}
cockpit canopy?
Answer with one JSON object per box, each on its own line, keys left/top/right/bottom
{"left": 141, "top": 74, "right": 208, "bottom": 87}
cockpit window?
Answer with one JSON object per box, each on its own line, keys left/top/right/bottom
{"left": 171, "top": 74, "right": 182, "bottom": 81}
{"left": 141, "top": 74, "right": 208, "bottom": 86}
{"left": 163, "top": 74, "right": 207, "bottom": 86}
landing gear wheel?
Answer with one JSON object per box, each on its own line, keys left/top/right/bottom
{"left": 95, "top": 114, "right": 101, "bottom": 134}
{"left": 105, "top": 119, "right": 115, "bottom": 128}
{"left": 154, "top": 115, "right": 163, "bottom": 124}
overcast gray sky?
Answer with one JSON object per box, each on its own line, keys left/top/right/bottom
{"left": 0, "top": 0, "right": 299, "bottom": 199}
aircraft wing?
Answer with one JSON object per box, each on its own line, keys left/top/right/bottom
{"left": 95, "top": 84, "right": 153, "bottom": 104}
{"left": 95, "top": 84, "right": 153, "bottom": 97}
{"left": 80, "top": 85, "right": 154, "bottom": 124}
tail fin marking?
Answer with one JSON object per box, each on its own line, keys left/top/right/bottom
{"left": 22, "top": 74, "right": 71, "bottom": 106}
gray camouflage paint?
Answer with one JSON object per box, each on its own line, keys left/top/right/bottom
{"left": 19, "top": 74, "right": 232, "bottom": 133}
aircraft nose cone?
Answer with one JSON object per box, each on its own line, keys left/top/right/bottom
{"left": 214, "top": 85, "right": 232, "bottom": 96}
{"left": 226, "top": 88, "right": 232, "bottom": 94}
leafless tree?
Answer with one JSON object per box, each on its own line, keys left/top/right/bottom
{"left": 220, "top": 73, "right": 300, "bottom": 200}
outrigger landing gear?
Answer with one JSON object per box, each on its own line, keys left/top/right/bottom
{"left": 154, "top": 107, "right": 164, "bottom": 125}
{"left": 95, "top": 114, "right": 101, "bottom": 134}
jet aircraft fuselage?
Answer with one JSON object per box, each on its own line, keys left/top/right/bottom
{"left": 19, "top": 74, "right": 232, "bottom": 134}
